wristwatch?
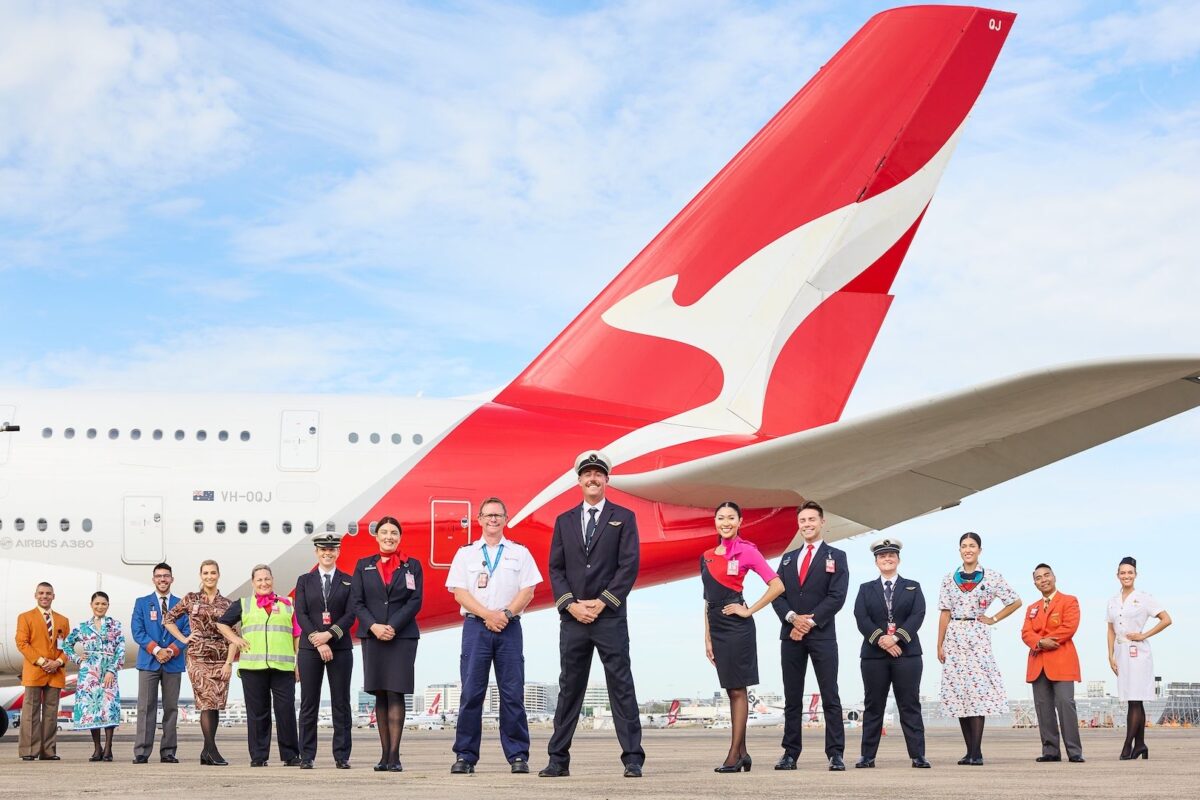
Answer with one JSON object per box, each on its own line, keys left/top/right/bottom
{"left": 503, "top": 609, "right": 515, "bottom": 621}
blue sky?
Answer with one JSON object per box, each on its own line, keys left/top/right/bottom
{"left": 2, "top": 0, "right": 1197, "bottom": 706}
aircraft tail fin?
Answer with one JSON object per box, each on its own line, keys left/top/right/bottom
{"left": 498, "top": 6, "right": 1015, "bottom": 439}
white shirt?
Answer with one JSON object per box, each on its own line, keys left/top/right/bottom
{"left": 445, "top": 536, "right": 542, "bottom": 614}
{"left": 581, "top": 499, "right": 606, "bottom": 543}
{"left": 796, "top": 538, "right": 824, "bottom": 577}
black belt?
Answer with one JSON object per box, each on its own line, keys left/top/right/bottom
{"left": 950, "top": 616, "right": 979, "bottom": 621}
{"left": 706, "top": 596, "right": 745, "bottom": 610}
{"left": 466, "top": 613, "right": 520, "bottom": 621}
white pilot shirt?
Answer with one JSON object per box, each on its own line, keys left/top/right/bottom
{"left": 445, "top": 536, "right": 542, "bottom": 614}
{"left": 581, "top": 499, "right": 606, "bottom": 544}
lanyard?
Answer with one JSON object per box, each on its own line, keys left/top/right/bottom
{"left": 481, "top": 543, "right": 505, "bottom": 576}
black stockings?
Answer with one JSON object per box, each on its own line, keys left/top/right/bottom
{"left": 200, "top": 709, "right": 223, "bottom": 759}
{"left": 1123, "top": 701, "right": 1146, "bottom": 755}
{"left": 90, "top": 726, "right": 115, "bottom": 758}
{"left": 723, "top": 688, "right": 749, "bottom": 766}
{"left": 374, "top": 691, "right": 406, "bottom": 766}
{"left": 958, "top": 715, "right": 985, "bottom": 759}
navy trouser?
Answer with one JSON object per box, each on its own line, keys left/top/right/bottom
{"left": 453, "top": 616, "right": 530, "bottom": 764}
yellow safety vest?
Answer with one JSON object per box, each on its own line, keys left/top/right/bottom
{"left": 238, "top": 596, "right": 296, "bottom": 673}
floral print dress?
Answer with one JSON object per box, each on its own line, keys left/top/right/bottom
{"left": 63, "top": 616, "right": 125, "bottom": 729}
{"left": 937, "top": 568, "right": 1018, "bottom": 717}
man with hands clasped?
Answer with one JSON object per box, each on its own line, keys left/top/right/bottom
{"left": 1020, "top": 564, "right": 1083, "bottom": 764}
{"left": 130, "top": 563, "right": 188, "bottom": 764}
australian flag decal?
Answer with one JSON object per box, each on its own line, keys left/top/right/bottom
{"left": 193, "top": 490, "right": 215, "bottom": 501}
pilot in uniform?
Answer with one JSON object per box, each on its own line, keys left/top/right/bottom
{"left": 294, "top": 533, "right": 356, "bottom": 769}
{"left": 445, "top": 497, "right": 542, "bottom": 774}
{"left": 771, "top": 500, "right": 848, "bottom": 771}
{"left": 852, "top": 538, "right": 929, "bottom": 768}
{"left": 540, "top": 451, "right": 645, "bottom": 779}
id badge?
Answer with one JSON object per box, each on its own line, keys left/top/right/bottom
{"left": 1028, "top": 605, "right": 1039, "bottom": 619}
{"left": 980, "top": 596, "right": 989, "bottom": 608}
{"left": 477, "top": 572, "right": 489, "bottom": 589}
{"left": 726, "top": 559, "right": 739, "bottom": 576}
{"left": 1129, "top": 645, "right": 1138, "bottom": 659}
{"left": 149, "top": 610, "right": 158, "bottom": 621}
{"left": 406, "top": 572, "right": 416, "bottom": 591}
{"left": 825, "top": 558, "right": 835, "bottom": 573}
{"left": 322, "top": 611, "right": 332, "bottom": 625}
{"left": 887, "top": 623, "right": 896, "bottom": 636}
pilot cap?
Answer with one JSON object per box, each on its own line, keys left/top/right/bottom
{"left": 312, "top": 533, "right": 343, "bottom": 549}
{"left": 574, "top": 450, "right": 612, "bottom": 476}
{"left": 870, "top": 538, "right": 902, "bottom": 556}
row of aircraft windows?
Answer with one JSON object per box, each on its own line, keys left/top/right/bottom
{"left": 40, "top": 427, "right": 252, "bottom": 442}
{"left": 0, "top": 518, "right": 372, "bottom": 536}
{"left": 0, "top": 518, "right": 93, "bottom": 533}
{"left": 348, "top": 432, "right": 424, "bottom": 445}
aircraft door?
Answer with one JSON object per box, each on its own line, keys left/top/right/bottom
{"left": 0, "top": 405, "right": 14, "bottom": 464}
{"left": 279, "top": 410, "right": 320, "bottom": 471}
{"left": 430, "top": 499, "right": 470, "bottom": 567}
{"left": 123, "top": 496, "right": 164, "bottom": 564}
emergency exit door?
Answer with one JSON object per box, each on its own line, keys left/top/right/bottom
{"left": 0, "top": 405, "right": 14, "bottom": 464}
{"left": 279, "top": 410, "right": 320, "bottom": 471}
{"left": 430, "top": 499, "right": 471, "bottom": 567}
{"left": 123, "top": 496, "right": 164, "bottom": 564}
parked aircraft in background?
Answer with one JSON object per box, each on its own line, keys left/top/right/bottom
{"left": 1, "top": 4, "right": 1197, "bottom": 719}
{"left": 406, "top": 692, "right": 451, "bottom": 730}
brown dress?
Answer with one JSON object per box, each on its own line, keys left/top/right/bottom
{"left": 164, "top": 591, "right": 233, "bottom": 711}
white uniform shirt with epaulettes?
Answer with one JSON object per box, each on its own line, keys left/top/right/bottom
{"left": 445, "top": 536, "right": 542, "bottom": 613}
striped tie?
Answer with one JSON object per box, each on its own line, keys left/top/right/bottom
{"left": 44, "top": 612, "right": 54, "bottom": 642}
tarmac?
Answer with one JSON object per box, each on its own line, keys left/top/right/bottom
{"left": 0, "top": 725, "right": 1195, "bottom": 799}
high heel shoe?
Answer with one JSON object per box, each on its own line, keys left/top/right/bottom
{"left": 714, "top": 755, "right": 752, "bottom": 773}
{"left": 102, "top": 752, "right": 113, "bottom": 762}
{"left": 200, "top": 751, "right": 229, "bottom": 766}
{"left": 89, "top": 751, "right": 103, "bottom": 762}
{"left": 1119, "top": 741, "right": 1134, "bottom": 760}
{"left": 1130, "top": 746, "right": 1149, "bottom": 760}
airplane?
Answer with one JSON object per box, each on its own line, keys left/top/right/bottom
{"left": 746, "top": 690, "right": 785, "bottom": 727}
{"left": 1, "top": 3, "right": 1198, "bottom": 714}
{"left": 641, "top": 698, "right": 681, "bottom": 729}
{"left": 405, "top": 691, "right": 450, "bottom": 730}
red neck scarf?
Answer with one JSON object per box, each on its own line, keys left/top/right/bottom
{"left": 377, "top": 551, "right": 407, "bottom": 584}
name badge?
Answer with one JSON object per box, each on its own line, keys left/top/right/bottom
{"left": 887, "top": 622, "right": 896, "bottom": 636}
{"left": 150, "top": 610, "right": 158, "bottom": 621}
{"left": 406, "top": 572, "right": 416, "bottom": 591}
{"left": 191, "top": 603, "right": 199, "bottom": 615}
{"left": 322, "top": 611, "right": 332, "bottom": 625}
{"left": 980, "top": 596, "right": 989, "bottom": 608}
{"left": 1129, "top": 645, "right": 1138, "bottom": 659}
{"left": 1028, "top": 606, "right": 1039, "bottom": 619}
{"left": 726, "top": 559, "right": 739, "bottom": 576}
{"left": 825, "top": 558, "right": 835, "bottom": 573}
{"left": 477, "top": 572, "right": 489, "bottom": 589}
{"left": 57, "top": 637, "right": 65, "bottom": 649}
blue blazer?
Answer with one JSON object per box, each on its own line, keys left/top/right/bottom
{"left": 770, "top": 542, "right": 849, "bottom": 641}
{"left": 130, "top": 593, "right": 188, "bottom": 673}
{"left": 351, "top": 555, "right": 422, "bottom": 640}
{"left": 853, "top": 576, "right": 925, "bottom": 659}
{"left": 549, "top": 500, "right": 640, "bottom": 618}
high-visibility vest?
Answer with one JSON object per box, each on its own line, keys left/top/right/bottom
{"left": 237, "top": 596, "right": 296, "bottom": 673}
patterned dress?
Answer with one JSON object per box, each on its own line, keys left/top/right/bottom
{"left": 937, "top": 568, "right": 1019, "bottom": 717}
{"left": 164, "top": 591, "right": 232, "bottom": 710}
{"left": 63, "top": 617, "right": 125, "bottom": 730}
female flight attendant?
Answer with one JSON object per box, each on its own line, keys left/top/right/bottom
{"left": 1107, "top": 556, "right": 1172, "bottom": 760}
{"left": 63, "top": 591, "right": 126, "bottom": 762}
{"left": 163, "top": 559, "right": 234, "bottom": 765}
{"left": 936, "top": 532, "right": 1021, "bottom": 766}
{"left": 702, "top": 501, "right": 785, "bottom": 773}
{"left": 351, "top": 516, "right": 423, "bottom": 772}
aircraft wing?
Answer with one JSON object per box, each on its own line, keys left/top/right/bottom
{"left": 613, "top": 356, "right": 1200, "bottom": 538}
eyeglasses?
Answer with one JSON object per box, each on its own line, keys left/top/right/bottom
{"left": 479, "top": 513, "right": 507, "bottom": 520}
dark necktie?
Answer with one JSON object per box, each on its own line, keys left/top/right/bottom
{"left": 798, "top": 544, "right": 815, "bottom": 584}
{"left": 44, "top": 612, "right": 54, "bottom": 641}
{"left": 161, "top": 597, "right": 169, "bottom": 618}
{"left": 585, "top": 508, "right": 598, "bottom": 549}
{"left": 323, "top": 573, "right": 332, "bottom": 602}
{"left": 884, "top": 580, "right": 894, "bottom": 613}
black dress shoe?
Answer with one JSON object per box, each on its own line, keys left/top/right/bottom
{"left": 39, "top": 755, "right": 61, "bottom": 761}
{"left": 102, "top": 753, "right": 113, "bottom": 762}
{"left": 388, "top": 762, "right": 404, "bottom": 772}
{"left": 829, "top": 755, "right": 846, "bottom": 771}
{"left": 774, "top": 754, "right": 797, "bottom": 770}
{"left": 21, "top": 756, "right": 37, "bottom": 761}
{"left": 1069, "top": 755, "right": 1086, "bottom": 763}
{"left": 538, "top": 763, "right": 570, "bottom": 777}
{"left": 714, "top": 754, "right": 752, "bottom": 773}
{"left": 912, "top": 757, "right": 931, "bottom": 768}
{"left": 373, "top": 762, "right": 389, "bottom": 772}
{"left": 968, "top": 757, "right": 984, "bottom": 766}
{"left": 251, "top": 760, "right": 268, "bottom": 767}
{"left": 90, "top": 753, "right": 104, "bottom": 762}
{"left": 300, "top": 759, "right": 314, "bottom": 769}
{"left": 510, "top": 758, "right": 529, "bottom": 774}
{"left": 855, "top": 758, "right": 875, "bottom": 768}
{"left": 283, "top": 757, "right": 303, "bottom": 767}
{"left": 160, "top": 754, "right": 179, "bottom": 763}
{"left": 451, "top": 758, "right": 475, "bottom": 774}
{"left": 335, "top": 760, "right": 351, "bottom": 769}
{"left": 1036, "top": 755, "right": 1061, "bottom": 762}
{"left": 132, "top": 755, "right": 149, "bottom": 764}
{"left": 200, "top": 751, "right": 229, "bottom": 766}
{"left": 623, "top": 763, "right": 642, "bottom": 778}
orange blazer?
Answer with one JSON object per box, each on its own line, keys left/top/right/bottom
{"left": 15, "top": 608, "right": 70, "bottom": 688}
{"left": 1020, "top": 592, "right": 1080, "bottom": 683}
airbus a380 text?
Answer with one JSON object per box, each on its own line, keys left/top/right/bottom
{"left": 2, "top": 6, "right": 1197, "bottom": 703}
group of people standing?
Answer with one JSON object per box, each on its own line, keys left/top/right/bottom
{"left": 11, "top": 448, "right": 1174, "bottom": 775}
